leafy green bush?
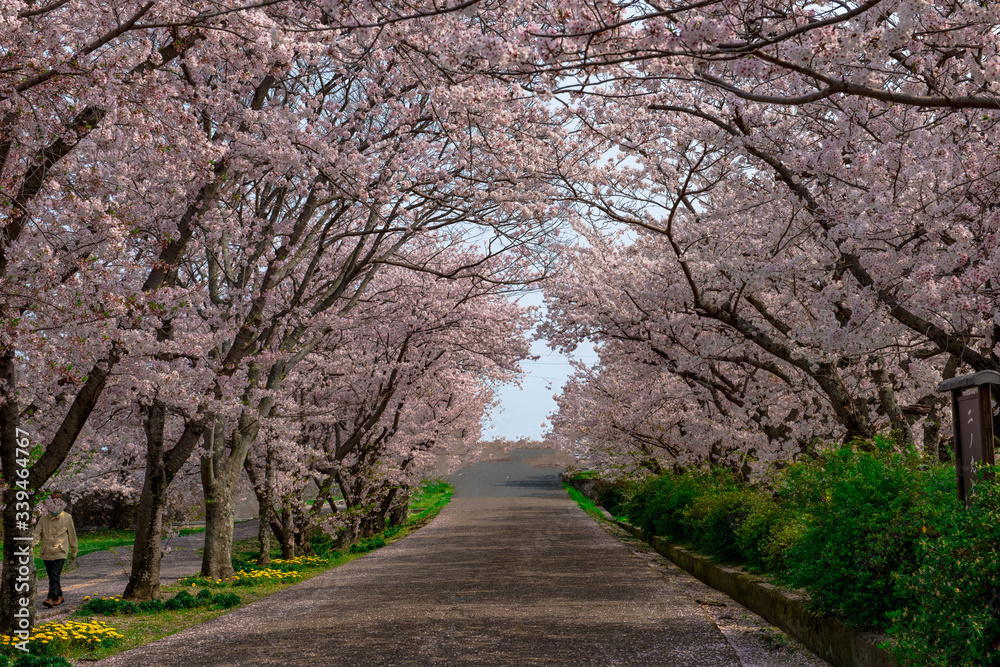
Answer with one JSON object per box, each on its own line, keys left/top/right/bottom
{"left": 350, "top": 536, "right": 386, "bottom": 554}
{"left": 79, "top": 597, "right": 138, "bottom": 616}
{"left": 164, "top": 591, "right": 197, "bottom": 611}
{"left": 887, "top": 474, "right": 1000, "bottom": 666}
{"left": 623, "top": 470, "right": 719, "bottom": 539}
{"left": 682, "top": 487, "right": 757, "bottom": 562}
{"left": 177, "top": 575, "right": 224, "bottom": 588}
{"left": 733, "top": 493, "right": 800, "bottom": 573}
{"left": 211, "top": 592, "right": 242, "bottom": 609}
{"left": 782, "top": 439, "right": 958, "bottom": 629}
{"left": 309, "top": 532, "right": 337, "bottom": 558}
{"left": 78, "top": 589, "right": 237, "bottom": 617}
{"left": 382, "top": 525, "right": 404, "bottom": 539}
{"left": 137, "top": 599, "right": 165, "bottom": 613}
{"left": 759, "top": 513, "right": 807, "bottom": 573}
{"left": 597, "top": 481, "right": 629, "bottom": 516}
{"left": 601, "top": 435, "right": 989, "bottom": 657}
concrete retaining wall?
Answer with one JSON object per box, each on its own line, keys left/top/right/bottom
{"left": 564, "top": 475, "right": 896, "bottom": 667}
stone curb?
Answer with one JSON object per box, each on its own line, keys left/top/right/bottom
{"left": 615, "top": 521, "right": 896, "bottom": 667}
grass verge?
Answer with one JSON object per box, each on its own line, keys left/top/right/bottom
{"left": 563, "top": 482, "right": 612, "bottom": 523}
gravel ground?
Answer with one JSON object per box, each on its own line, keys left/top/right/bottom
{"left": 93, "top": 449, "right": 828, "bottom": 666}
{"left": 596, "top": 521, "right": 829, "bottom": 667}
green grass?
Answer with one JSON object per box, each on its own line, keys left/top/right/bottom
{"left": 39, "top": 481, "right": 454, "bottom": 663}
{"left": 74, "top": 529, "right": 137, "bottom": 557}
{"left": 563, "top": 482, "right": 611, "bottom": 523}
{"left": 408, "top": 480, "right": 453, "bottom": 515}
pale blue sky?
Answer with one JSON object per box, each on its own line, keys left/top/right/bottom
{"left": 482, "top": 291, "right": 597, "bottom": 440}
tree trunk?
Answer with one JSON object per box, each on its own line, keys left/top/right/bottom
{"left": 388, "top": 502, "right": 408, "bottom": 527}
{"left": 200, "top": 421, "right": 239, "bottom": 580}
{"left": 923, "top": 416, "right": 943, "bottom": 461}
{"left": 280, "top": 508, "right": 295, "bottom": 559}
{"left": 0, "top": 489, "right": 35, "bottom": 637}
{"left": 933, "top": 355, "right": 962, "bottom": 461}
{"left": 123, "top": 401, "right": 169, "bottom": 601}
{"left": 108, "top": 495, "right": 134, "bottom": 530}
{"left": 256, "top": 513, "right": 271, "bottom": 567}
{"left": 200, "top": 480, "right": 237, "bottom": 580}
{"left": 123, "top": 459, "right": 168, "bottom": 601}
{"left": 256, "top": 445, "right": 274, "bottom": 567}
{"left": 363, "top": 486, "right": 400, "bottom": 536}
{"left": 294, "top": 529, "right": 315, "bottom": 556}
{"left": 871, "top": 358, "right": 912, "bottom": 446}
{"left": 0, "top": 352, "right": 36, "bottom": 636}
{"left": 242, "top": 445, "right": 280, "bottom": 567}
{"left": 124, "top": 402, "right": 207, "bottom": 601}
{"left": 200, "top": 401, "right": 267, "bottom": 579}
{"left": 334, "top": 516, "right": 359, "bottom": 550}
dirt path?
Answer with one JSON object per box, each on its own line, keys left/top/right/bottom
{"left": 94, "top": 450, "right": 828, "bottom": 666}
{"left": 35, "top": 520, "right": 259, "bottom": 622}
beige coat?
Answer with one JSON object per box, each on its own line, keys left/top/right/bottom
{"left": 32, "top": 511, "right": 78, "bottom": 561}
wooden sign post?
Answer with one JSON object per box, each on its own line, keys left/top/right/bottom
{"left": 938, "top": 370, "right": 1000, "bottom": 505}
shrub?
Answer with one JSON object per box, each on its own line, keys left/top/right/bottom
{"left": 79, "top": 596, "right": 138, "bottom": 616}
{"left": 597, "top": 481, "right": 629, "bottom": 516}
{"left": 623, "top": 469, "right": 719, "bottom": 539}
{"left": 137, "top": 599, "right": 165, "bottom": 613}
{"left": 164, "top": 590, "right": 197, "bottom": 611}
{"left": 268, "top": 556, "right": 327, "bottom": 572}
{"left": 309, "top": 532, "right": 337, "bottom": 558}
{"left": 782, "top": 439, "right": 958, "bottom": 629}
{"left": 759, "top": 513, "right": 807, "bottom": 573}
{"left": 232, "top": 567, "right": 303, "bottom": 586}
{"left": 887, "top": 474, "right": 1000, "bottom": 666}
{"left": 682, "top": 487, "right": 757, "bottom": 562}
{"left": 211, "top": 592, "right": 242, "bottom": 609}
{"left": 195, "top": 588, "right": 214, "bottom": 604}
{"left": 732, "top": 493, "right": 798, "bottom": 573}
{"left": 350, "top": 536, "right": 386, "bottom": 554}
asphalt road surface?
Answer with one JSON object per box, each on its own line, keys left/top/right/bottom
{"left": 96, "top": 449, "right": 825, "bottom": 666}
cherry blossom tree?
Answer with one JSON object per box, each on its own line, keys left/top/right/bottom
{"left": 244, "top": 258, "right": 533, "bottom": 559}
{"left": 473, "top": 0, "right": 1000, "bottom": 472}
{"left": 1, "top": 0, "right": 558, "bottom": 620}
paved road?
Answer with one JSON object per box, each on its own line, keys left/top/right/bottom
{"left": 96, "top": 449, "right": 821, "bottom": 666}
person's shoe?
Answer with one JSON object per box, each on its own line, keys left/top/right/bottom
{"left": 42, "top": 599, "right": 54, "bottom": 608}
{"left": 53, "top": 596, "right": 64, "bottom": 606}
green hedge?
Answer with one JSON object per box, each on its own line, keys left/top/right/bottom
{"left": 887, "top": 473, "right": 1000, "bottom": 666}
{"left": 80, "top": 589, "right": 241, "bottom": 616}
{"left": 617, "top": 436, "right": 991, "bottom": 664}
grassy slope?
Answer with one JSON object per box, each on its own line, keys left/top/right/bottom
{"left": 562, "top": 482, "right": 612, "bottom": 523}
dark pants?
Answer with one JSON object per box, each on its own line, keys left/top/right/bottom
{"left": 43, "top": 558, "right": 64, "bottom": 600}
